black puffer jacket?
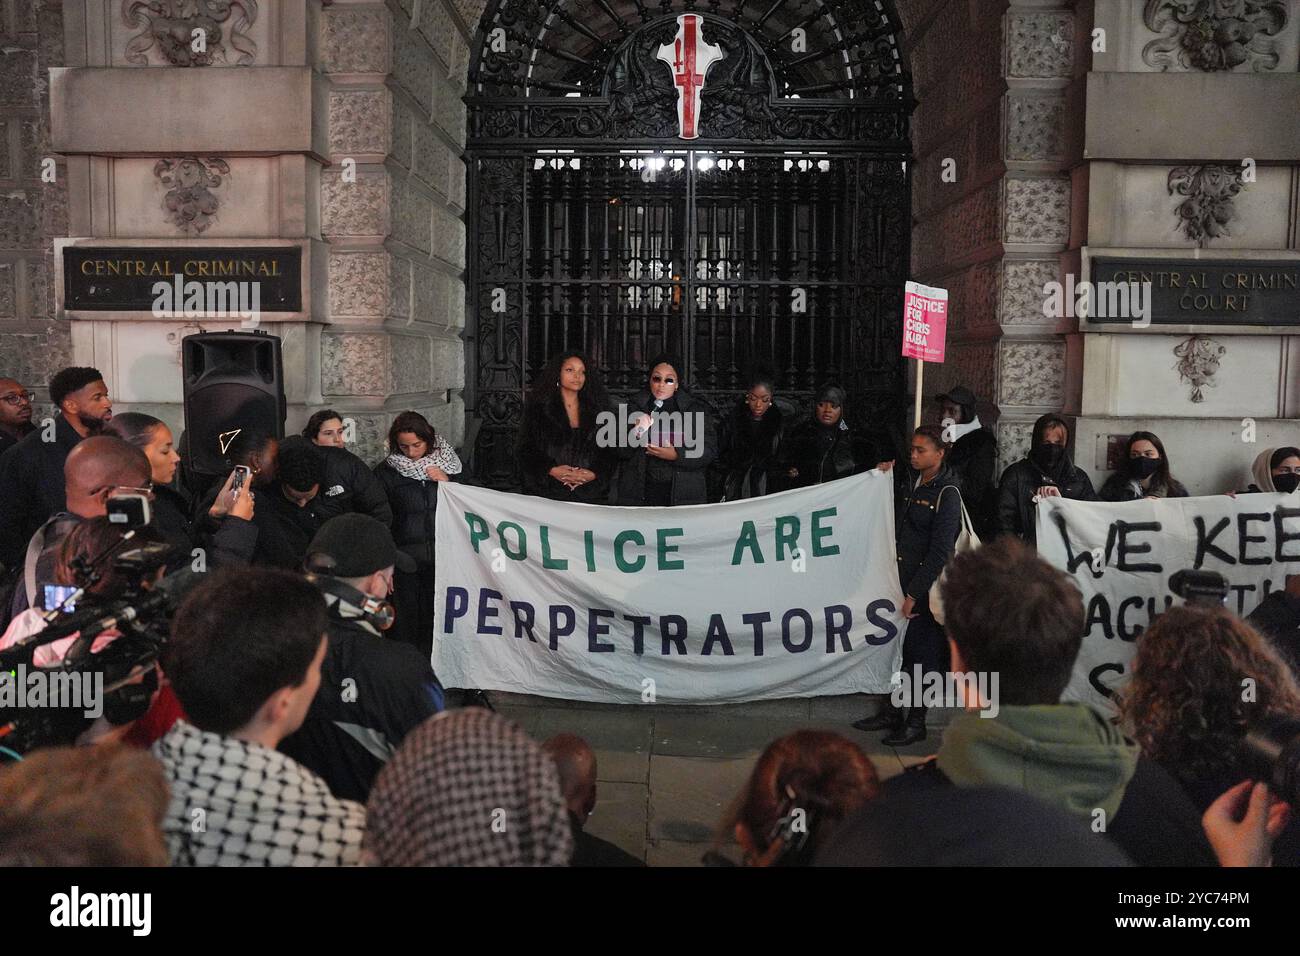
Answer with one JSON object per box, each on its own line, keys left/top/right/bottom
{"left": 280, "top": 437, "right": 393, "bottom": 524}
{"left": 713, "top": 400, "right": 786, "bottom": 501}
{"left": 516, "top": 395, "right": 617, "bottom": 504}
{"left": 613, "top": 389, "right": 718, "bottom": 506}
{"left": 375, "top": 463, "right": 455, "bottom": 565}
{"left": 777, "top": 417, "right": 877, "bottom": 491}
{"left": 996, "top": 416, "right": 1097, "bottom": 545}
{"left": 895, "top": 464, "right": 963, "bottom": 611}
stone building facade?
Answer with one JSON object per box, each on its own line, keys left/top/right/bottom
{"left": 1, "top": 0, "right": 469, "bottom": 461}
{"left": 903, "top": 0, "right": 1300, "bottom": 492}
{"left": 1, "top": 0, "right": 1297, "bottom": 486}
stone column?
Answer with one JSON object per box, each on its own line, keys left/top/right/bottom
{"left": 902, "top": 0, "right": 1075, "bottom": 473}
{"left": 0, "top": 0, "right": 72, "bottom": 409}
{"left": 319, "top": 0, "right": 470, "bottom": 460}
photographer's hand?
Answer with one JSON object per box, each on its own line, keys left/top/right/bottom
{"left": 1203, "top": 779, "right": 1290, "bottom": 867}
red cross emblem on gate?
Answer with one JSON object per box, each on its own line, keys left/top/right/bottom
{"left": 656, "top": 14, "right": 723, "bottom": 140}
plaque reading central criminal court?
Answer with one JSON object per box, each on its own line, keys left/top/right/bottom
{"left": 1090, "top": 257, "right": 1300, "bottom": 326}
{"left": 64, "top": 247, "right": 303, "bottom": 312}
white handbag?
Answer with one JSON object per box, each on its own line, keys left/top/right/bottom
{"left": 928, "top": 486, "right": 981, "bottom": 627}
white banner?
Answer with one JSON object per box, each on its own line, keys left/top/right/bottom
{"left": 432, "top": 471, "right": 907, "bottom": 704}
{"left": 1036, "top": 492, "right": 1300, "bottom": 712}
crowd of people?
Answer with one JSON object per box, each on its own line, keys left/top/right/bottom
{"left": 0, "top": 360, "right": 1298, "bottom": 867}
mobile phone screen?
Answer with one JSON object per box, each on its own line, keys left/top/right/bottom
{"left": 42, "top": 584, "right": 77, "bottom": 613}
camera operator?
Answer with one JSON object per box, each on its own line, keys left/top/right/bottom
{"left": 3, "top": 435, "right": 151, "bottom": 627}
{"left": 1119, "top": 604, "right": 1300, "bottom": 865}
{"left": 0, "top": 517, "right": 179, "bottom": 748}
{"left": 1, "top": 516, "right": 166, "bottom": 662}
{"left": 279, "top": 514, "right": 444, "bottom": 803}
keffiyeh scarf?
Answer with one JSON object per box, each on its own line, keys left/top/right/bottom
{"left": 364, "top": 709, "right": 573, "bottom": 867}
{"left": 153, "top": 719, "right": 366, "bottom": 867}
{"left": 385, "top": 435, "right": 462, "bottom": 481}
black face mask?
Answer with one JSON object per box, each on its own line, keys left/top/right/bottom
{"left": 1128, "top": 456, "right": 1160, "bottom": 480}
{"left": 1275, "top": 473, "right": 1300, "bottom": 494}
{"left": 1032, "top": 442, "right": 1066, "bottom": 471}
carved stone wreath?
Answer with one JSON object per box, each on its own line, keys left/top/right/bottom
{"left": 154, "top": 157, "right": 230, "bottom": 234}
{"left": 122, "top": 0, "right": 259, "bottom": 67}
{"left": 1173, "top": 335, "right": 1226, "bottom": 403}
{"left": 1142, "top": 0, "right": 1289, "bottom": 72}
{"left": 1167, "top": 164, "right": 1245, "bottom": 246}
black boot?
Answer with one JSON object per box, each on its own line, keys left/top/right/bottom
{"left": 882, "top": 707, "right": 927, "bottom": 746}
{"left": 852, "top": 701, "right": 905, "bottom": 733}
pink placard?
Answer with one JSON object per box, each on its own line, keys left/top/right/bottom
{"left": 901, "top": 280, "right": 948, "bottom": 363}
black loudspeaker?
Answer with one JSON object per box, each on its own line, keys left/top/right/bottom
{"left": 181, "top": 330, "right": 286, "bottom": 478}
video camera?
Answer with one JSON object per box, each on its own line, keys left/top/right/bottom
{"left": 1166, "top": 568, "right": 1300, "bottom": 806}
{"left": 0, "top": 532, "right": 200, "bottom": 756}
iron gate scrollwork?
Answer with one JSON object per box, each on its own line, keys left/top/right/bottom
{"left": 466, "top": 0, "right": 914, "bottom": 487}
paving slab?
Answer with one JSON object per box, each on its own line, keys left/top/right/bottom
{"left": 481, "top": 694, "right": 951, "bottom": 865}
{"left": 890, "top": 727, "right": 945, "bottom": 760}
{"left": 492, "top": 705, "right": 546, "bottom": 739}
{"left": 585, "top": 780, "right": 648, "bottom": 862}
{"left": 651, "top": 715, "right": 797, "bottom": 758}
{"left": 535, "top": 706, "right": 654, "bottom": 752}
{"left": 646, "top": 838, "right": 721, "bottom": 868}
{"left": 647, "top": 754, "right": 756, "bottom": 844}
{"left": 594, "top": 748, "right": 650, "bottom": 785}
{"left": 809, "top": 693, "right": 882, "bottom": 723}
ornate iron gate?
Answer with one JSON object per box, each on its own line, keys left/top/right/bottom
{"left": 466, "top": 0, "right": 913, "bottom": 487}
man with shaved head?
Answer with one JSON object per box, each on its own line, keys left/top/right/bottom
{"left": 542, "top": 733, "right": 644, "bottom": 867}
{"left": 0, "top": 366, "right": 113, "bottom": 570}
{"left": 0, "top": 377, "right": 35, "bottom": 457}
{"left": 6, "top": 435, "right": 151, "bottom": 624}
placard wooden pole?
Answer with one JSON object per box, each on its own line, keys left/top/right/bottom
{"left": 913, "top": 358, "right": 924, "bottom": 430}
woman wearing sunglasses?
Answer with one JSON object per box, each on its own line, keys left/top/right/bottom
{"left": 613, "top": 354, "right": 717, "bottom": 507}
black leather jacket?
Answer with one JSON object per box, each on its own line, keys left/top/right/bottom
{"left": 778, "top": 417, "right": 876, "bottom": 491}
{"left": 996, "top": 457, "right": 1096, "bottom": 545}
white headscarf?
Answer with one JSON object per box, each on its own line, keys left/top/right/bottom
{"left": 1251, "top": 448, "right": 1278, "bottom": 493}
